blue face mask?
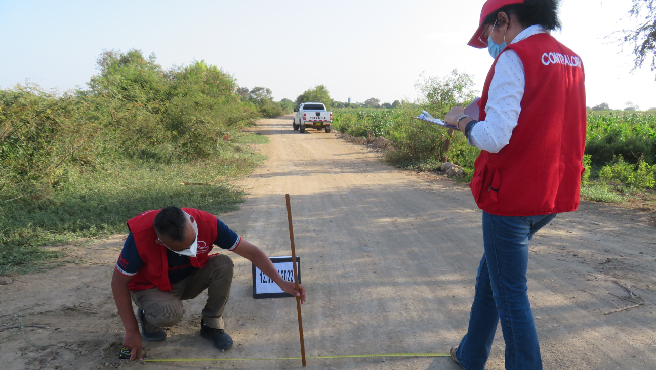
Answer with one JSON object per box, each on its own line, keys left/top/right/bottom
{"left": 487, "top": 35, "right": 507, "bottom": 59}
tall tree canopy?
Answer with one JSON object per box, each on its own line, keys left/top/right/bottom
{"left": 295, "top": 85, "right": 332, "bottom": 109}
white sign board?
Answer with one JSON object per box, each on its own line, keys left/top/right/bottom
{"left": 252, "top": 256, "right": 301, "bottom": 299}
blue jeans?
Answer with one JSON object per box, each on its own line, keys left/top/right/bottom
{"left": 456, "top": 211, "right": 557, "bottom": 370}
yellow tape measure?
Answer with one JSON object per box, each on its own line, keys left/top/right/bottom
{"left": 142, "top": 353, "right": 450, "bottom": 362}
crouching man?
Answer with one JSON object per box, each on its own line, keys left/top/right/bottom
{"left": 111, "top": 206, "right": 306, "bottom": 361}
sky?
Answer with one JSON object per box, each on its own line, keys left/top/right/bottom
{"left": 1, "top": 0, "right": 654, "bottom": 111}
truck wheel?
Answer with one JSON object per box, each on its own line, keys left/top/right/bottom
{"left": 293, "top": 122, "right": 298, "bottom": 130}
{"left": 325, "top": 127, "right": 332, "bottom": 133}
{"left": 299, "top": 125, "right": 305, "bottom": 133}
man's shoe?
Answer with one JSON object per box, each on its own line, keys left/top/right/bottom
{"left": 138, "top": 309, "right": 167, "bottom": 341}
{"left": 450, "top": 345, "right": 464, "bottom": 369}
{"left": 200, "top": 320, "right": 233, "bottom": 350}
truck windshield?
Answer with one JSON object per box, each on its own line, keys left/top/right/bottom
{"left": 303, "top": 104, "right": 325, "bottom": 111}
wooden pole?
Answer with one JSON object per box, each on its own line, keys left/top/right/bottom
{"left": 285, "top": 194, "right": 306, "bottom": 366}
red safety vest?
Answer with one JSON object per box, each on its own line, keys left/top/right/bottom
{"left": 126, "top": 208, "right": 218, "bottom": 291}
{"left": 470, "top": 33, "right": 587, "bottom": 216}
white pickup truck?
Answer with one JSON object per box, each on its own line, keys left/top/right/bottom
{"left": 293, "top": 102, "right": 333, "bottom": 133}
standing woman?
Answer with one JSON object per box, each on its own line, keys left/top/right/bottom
{"left": 443, "top": 0, "right": 586, "bottom": 369}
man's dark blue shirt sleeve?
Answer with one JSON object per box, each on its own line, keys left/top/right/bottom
{"left": 115, "top": 232, "right": 143, "bottom": 276}
{"left": 215, "top": 218, "right": 241, "bottom": 250}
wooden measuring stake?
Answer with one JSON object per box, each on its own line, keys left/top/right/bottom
{"left": 285, "top": 194, "right": 306, "bottom": 366}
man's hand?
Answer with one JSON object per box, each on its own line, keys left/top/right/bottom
{"left": 279, "top": 280, "right": 307, "bottom": 304}
{"left": 111, "top": 268, "right": 142, "bottom": 361}
{"left": 123, "top": 329, "right": 143, "bottom": 361}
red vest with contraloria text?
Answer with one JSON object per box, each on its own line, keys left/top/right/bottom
{"left": 470, "top": 33, "right": 586, "bottom": 216}
{"left": 126, "top": 208, "right": 218, "bottom": 291}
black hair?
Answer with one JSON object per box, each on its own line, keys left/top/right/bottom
{"left": 153, "top": 206, "right": 187, "bottom": 242}
{"left": 483, "top": 0, "right": 561, "bottom": 31}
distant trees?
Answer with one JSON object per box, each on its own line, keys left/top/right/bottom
{"left": 331, "top": 98, "right": 402, "bottom": 109}
{"left": 624, "top": 101, "right": 640, "bottom": 111}
{"left": 591, "top": 102, "right": 611, "bottom": 111}
{"left": 295, "top": 85, "right": 332, "bottom": 109}
{"left": 332, "top": 100, "right": 346, "bottom": 108}
{"left": 237, "top": 86, "right": 287, "bottom": 118}
{"left": 280, "top": 98, "right": 295, "bottom": 114}
{"left": 364, "top": 97, "right": 380, "bottom": 108}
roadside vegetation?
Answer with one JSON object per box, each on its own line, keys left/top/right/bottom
{"left": 0, "top": 49, "right": 277, "bottom": 275}
{"left": 333, "top": 70, "right": 656, "bottom": 210}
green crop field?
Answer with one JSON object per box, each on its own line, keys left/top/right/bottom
{"left": 333, "top": 108, "right": 656, "bottom": 205}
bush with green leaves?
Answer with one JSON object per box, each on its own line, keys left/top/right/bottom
{"left": 334, "top": 70, "right": 479, "bottom": 174}
{"left": 0, "top": 86, "right": 98, "bottom": 199}
{"left": 599, "top": 155, "right": 656, "bottom": 189}
{"left": 0, "top": 49, "right": 272, "bottom": 275}
{"left": 581, "top": 154, "right": 592, "bottom": 185}
{"left": 258, "top": 98, "right": 284, "bottom": 118}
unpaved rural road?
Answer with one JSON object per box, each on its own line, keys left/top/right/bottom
{"left": 2, "top": 116, "right": 655, "bottom": 370}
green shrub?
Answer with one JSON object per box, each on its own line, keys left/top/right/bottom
{"left": 582, "top": 154, "right": 592, "bottom": 185}
{"left": 599, "top": 155, "right": 656, "bottom": 189}
{"left": 335, "top": 71, "right": 479, "bottom": 172}
{"left": 0, "top": 50, "right": 268, "bottom": 275}
{"left": 258, "top": 99, "right": 284, "bottom": 118}
{"left": 386, "top": 120, "right": 450, "bottom": 164}
{"left": 0, "top": 86, "right": 98, "bottom": 199}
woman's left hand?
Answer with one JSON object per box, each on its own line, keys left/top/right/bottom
{"left": 445, "top": 106, "right": 466, "bottom": 131}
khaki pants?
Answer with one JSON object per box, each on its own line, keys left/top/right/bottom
{"left": 131, "top": 254, "right": 233, "bottom": 331}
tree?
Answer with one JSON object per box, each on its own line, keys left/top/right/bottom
{"left": 415, "top": 69, "right": 475, "bottom": 117}
{"left": 414, "top": 69, "right": 476, "bottom": 162}
{"left": 591, "top": 102, "right": 610, "bottom": 111}
{"left": 249, "top": 86, "right": 273, "bottom": 102}
{"left": 364, "top": 97, "right": 380, "bottom": 108}
{"left": 295, "top": 85, "right": 332, "bottom": 109}
{"left": 279, "top": 98, "right": 295, "bottom": 114}
{"left": 624, "top": 101, "right": 640, "bottom": 111}
{"left": 622, "top": 0, "right": 656, "bottom": 77}
{"left": 381, "top": 102, "right": 393, "bottom": 109}
{"left": 391, "top": 100, "right": 402, "bottom": 108}
{"left": 236, "top": 87, "right": 251, "bottom": 101}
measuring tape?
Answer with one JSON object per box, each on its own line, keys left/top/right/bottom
{"left": 120, "top": 347, "right": 449, "bottom": 361}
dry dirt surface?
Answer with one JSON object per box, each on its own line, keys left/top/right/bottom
{"left": 2, "top": 116, "right": 655, "bottom": 370}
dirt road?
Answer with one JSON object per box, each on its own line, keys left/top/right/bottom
{"left": 2, "top": 116, "right": 655, "bottom": 370}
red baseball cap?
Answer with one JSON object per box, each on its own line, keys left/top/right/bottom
{"left": 468, "top": 0, "right": 524, "bottom": 48}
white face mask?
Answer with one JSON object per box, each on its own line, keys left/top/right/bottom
{"left": 169, "top": 217, "right": 198, "bottom": 257}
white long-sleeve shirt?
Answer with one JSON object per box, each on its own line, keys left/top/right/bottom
{"left": 468, "top": 25, "right": 547, "bottom": 153}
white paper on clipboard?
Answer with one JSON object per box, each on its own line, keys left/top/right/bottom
{"left": 414, "top": 111, "right": 458, "bottom": 129}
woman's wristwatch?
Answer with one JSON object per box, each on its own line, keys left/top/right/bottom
{"left": 456, "top": 115, "right": 469, "bottom": 130}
